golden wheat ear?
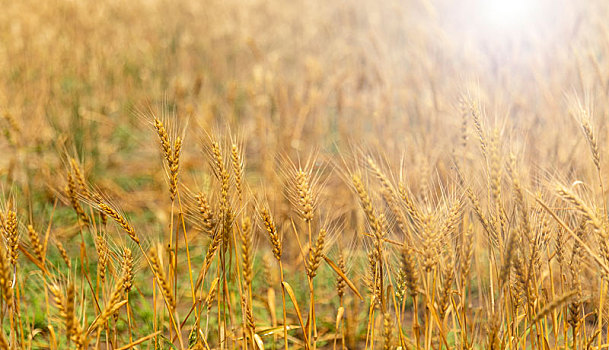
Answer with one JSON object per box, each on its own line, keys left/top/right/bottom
{"left": 281, "top": 153, "right": 323, "bottom": 224}
{"left": 230, "top": 142, "right": 245, "bottom": 203}
{"left": 64, "top": 170, "right": 90, "bottom": 225}
{"left": 1, "top": 205, "right": 19, "bottom": 266}
{"left": 0, "top": 245, "right": 12, "bottom": 306}
{"left": 139, "top": 104, "right": 187, "bottom": 203}
{"left": 258, "top": 207, "right": 282, "bottom": 261}
{"left": 240, "top": 216, "right": 254, "bottom": 286}
{"left": 149, "top": 245, "right": 175, "bottom": 310}
{"left": 306, "top": 228, "right": 326, "bottom": 278}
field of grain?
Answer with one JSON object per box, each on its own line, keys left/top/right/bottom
{"left": 1, "top": 0, "right": 609, "bottom": 349}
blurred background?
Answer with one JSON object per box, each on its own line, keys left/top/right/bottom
{"left": 1, "top": 0, "right": 605, "bottom": 183}
{"left": 2, "top": 0, "right": 608, "bottom": 247}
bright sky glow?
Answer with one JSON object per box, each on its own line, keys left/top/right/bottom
{"left": 482, "top": 0, "right": 542, "bottom": 34}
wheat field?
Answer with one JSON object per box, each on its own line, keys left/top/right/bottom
{"left": 1, "top": 0, "right": 609, "bottom": 349}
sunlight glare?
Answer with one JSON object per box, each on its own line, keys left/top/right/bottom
{"left": 482, "top": 0, "right": 542, "bottom": 34}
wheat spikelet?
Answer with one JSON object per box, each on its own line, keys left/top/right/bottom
{"left": 527, "top": 219, "right": 548, "bottom": 280}
{"left": 499, "top": 229, "right": 518, "bottom": 287}
{"left": 56, "top": 241, "right": 71, "bottom": 268}
{"left": 153, "top": 117, "right": 181, "bottom": 201}
{"left": 421, "top": 214, "right": 438, "bottom": 272}
{"left": 95, "top": 232, "right": 108, "bottom": 285}
{"left": 439, "top": 198, "right": 463, "bottom": 240}
{"left": 570, "top": 220, "right": 586, "bottom": 265}
{"left": 48, "top": 283, "right": 66, "bottom": 317}
{"left": 69, "top": 158, "right": 90, "bottom": 198}
{"left": 204, "top": 232, "right": 222, "bottom": 268}
{"left": 149, "top": 246, "right": 175, "bottom": 309}
{"left": 459, "top": 97, "right": 469, "bottom": 150}
{"left": 0, "top": 246, "right": 12, "bottom": 305}
{"left": 555, "top": 227, "right": 566, "bottom": 268}
{"left": 282, "top": 153, "right": 321, "bottom": 226}
{"left": 65, "top": 172, "right": 89, "bottom": 225}
{"left": 206, "top": 283, "right": 217, "bottom": 312}
{"left": 578, "top": 108, "right": 601, "bottom": 170}
{"left": 245, "top": 300, "right": 256, "bottom": 333}
{"left": 209, "top": 141, "right": 224, "bottom": 178}
{"left": 382, "top": 312, "right": 393, "bottom": 350}
{"left": 336, "top": 253, "right": 347, "bottom": 299}
{"left": 460, "top": 224, "right": 474, "bottom": 288}
{"left": 193, "top": 231, "right": 223, "bottom": 293}
{"left": 395, "top": 270, "right": 407, "bottom": 303}
{"left": 401, "top": 242, "right": 419, "bottom": 296}
{"left": 49, "top": 282, "right": 84, "bottom": 347}
{"left": 568, "top": 246, "right": 584, "bottom": 329}
{"left": 49, "top": 282, "right": 85, "bottom": 348}
{"left": 122, "top": 248, "right": 134, "bottom": 294}
{"left": 241, "top": 293, "right": 256, "bottom": 334}
{"left": 438, "top": 257, "right": 455, "bottom": 319}
{"left": 220, "top": 206, "right": 233, "bottom": 252}
{"left": 306, "top": 228, "right": 326, "bottom": 278}
{"left": 2, "top": 208, "right": 18, "bottom": 265}
{"left": 418, "top": 160, "right": 431, "bottom": 207}
{"left": 352, "top": 173, "right": 380, "bottom": 234}
{"left": 367, "top": 156, "right": 398, "bottom": 205}
{"left": 382, "top": 186, "right": 411, "bottom": 239}
{"left": 293, "top": 168, "right": 315, "bottom": 222}
{"left": 91, "top": 193, "right": 107, "bottom": 226}
{"left": 511, "top": 250, "right": 528, "bottom": 305}
{"left": 195, "top": 192, "right": 216, "bottom": 237}
{"left": 97, "top": 203, "right": 139, "bottom": 244}
{"left": 375, "top": 212, "right": 387, "bottom": 244}
{"left": 466, "top": 187, "right": 497, "bottom": 246}
{"left": 398, "top": 182, "right": 424, "bottom": 230}
{"left": 366, "top": 249, "right": 380, "bottom": 307}
{"left": 489, "top": 129, "right": 502, "bottom": 202}
{"left": 230, "top": 143, "right": 244, "bottom": 202}
{"left": 468, "top": 98, "right": 487, "bottom": 158}
{"left": 65, "top": 282, "right": 77, "bottom": 342}
{"left": 369, "top": 213, "right": 387, "bottom": 307}
{"left": 368, "top": 156, "right": 412, "bottom": 240}
{"left": 259, "top": 207, "right": 281, "bottom": 261}
{"left": 154, "top": 118, "right": 172, "bottom": 166}
{"left": 556, "top": 185, "right": 602, "bottom": 231}
{"left": 169, "top": 136, "right": 182, "bottom": 201}
{"left": 27, "top": 224, "right": 43, "bottom": 262}
{"left": 93, "top": 274, "right": 126, "bottom": 331}
{"left": 209, "top": 140, "right": 230, "bottom": 210}
{"left": 241, "top": 217, "right": 253, "bottom": 286}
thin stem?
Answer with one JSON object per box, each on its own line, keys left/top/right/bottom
{"left": 279, "top": 261, "right": 289, "bottom": 350}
